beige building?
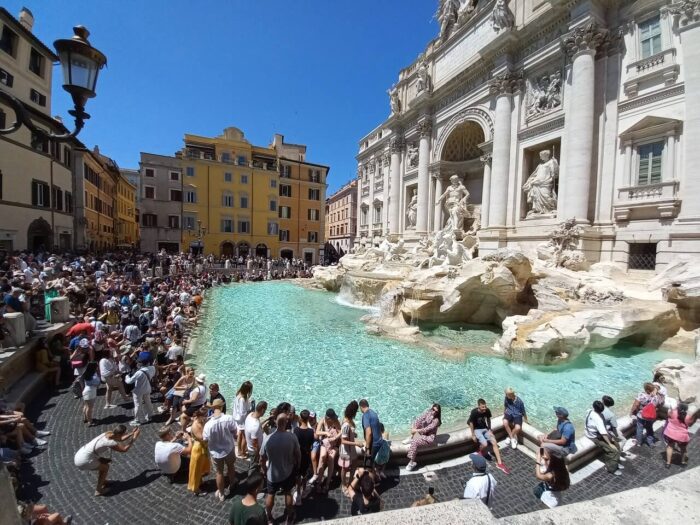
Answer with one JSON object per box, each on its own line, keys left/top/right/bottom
{"left": 0, "top": 7, "right": 76, "bottom": 251}
{"left": 73, "top": 147, "right": 116, "bottom": 252}
{"left": 325, "top": 179, "right": 357, "bottom": 258}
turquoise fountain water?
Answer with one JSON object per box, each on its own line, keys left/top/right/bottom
{"left": 195, "top": 282, "right": 689, "bottom": 434}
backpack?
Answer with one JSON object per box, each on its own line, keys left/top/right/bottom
{"left": 640, "top": 401, "right": 656, "bottom": 421}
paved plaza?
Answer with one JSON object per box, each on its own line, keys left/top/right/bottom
{"left": 18, "top": 385, "right": 699, "bottom": 524}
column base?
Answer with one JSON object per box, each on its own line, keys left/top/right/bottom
{"left": 478, "top": 227, "right": 510, "bottom": 254}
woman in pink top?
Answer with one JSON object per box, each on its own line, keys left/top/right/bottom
{"left": 663, "top": 403, "right": 698, "bottom": 468}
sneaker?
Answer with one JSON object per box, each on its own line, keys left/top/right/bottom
{"left": 215, "top": 489, "right": 225, "bottom": 502}
{"left": 129, "top": 420, "right": 141, "bottom": 427}
{"left": 617, "top": 464, "right": 625, "bottom": 470}
{"left": 612, "top": 469, "right": 623, "bottom": 476}
{"left": 511, "top": 439, "right": 518, "bottom": 450}
{"left": 157, "top": 406, "right": 167, "bottom": 413}
{"left": 618, "top": 456, "right": 627, "bottom": 462}
{"left": 405, "top": 461, "right": 417, "bottom": 472}
{"left": 293, "top": 489, "right": 302, "bottom": 506}
{"left": 308, "top": 474, "right": 318, "bottom": 485}
{"left": 33, "top": 438, "right": 48, "bottom": 447}
{"left": 402, "top": 437, "right": 412, "bottom": 445}
{"left": 35, "top": 430, "right": 51, "bottom": 437}
{"left": 504, "top": 437, "right": 511, "bottom": 447}
{"left": 104, "top": 404, "right": 117, "bottom": 409}
{"left": 496, "top": 463, "right": 511, "bottom": 475}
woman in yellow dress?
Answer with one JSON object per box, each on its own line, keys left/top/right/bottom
{"left": 188, "top": 408, "right": 211, "bottom": 495}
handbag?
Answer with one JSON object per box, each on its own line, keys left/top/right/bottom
{"left": 533, "top": 481, "right": 549, "bottom": 499}
{"left": 71, "top": 380, "right": 83, "bottom": 398}
{"left": 640, "top": 402, "right": 656, "bottom": 421}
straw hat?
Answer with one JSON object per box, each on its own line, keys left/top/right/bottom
{"left": 195, "top": 373, "right": 206, "bottom": 384}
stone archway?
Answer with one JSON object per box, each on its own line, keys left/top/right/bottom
{"left": 440, "top": 121, "right": 485, "bottom": 162}
{"left": 433, "top": 107, "right": 493, "bottom": 163}
{"left": 237, "top": 242, "right": 250, "bottom": 258}
{"left": 221, "top": 241, "right": 234, "bottom": 257}
{"left": 255, "top": 243, "right": 268, "bottom": 258}
{"left": 27, "top": 218, "right": 52, "bottom": 252}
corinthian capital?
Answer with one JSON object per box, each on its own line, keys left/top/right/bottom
{"left": 562, "top": 22, "right": 607, "bottom": 58}
{"left": 666, "top": 1, "right": 700, "bottom": 27}
{"left": 390, "top": 136, "right": 405, "bottom": 153}
{"left": 479, "top": 153, "right": 492, "bottom": 165}
{"left": 417, "top": 119, "right": 433, "bottom": 138}
{"left": 489, "top": 70, "right": 524, "bottom": 96}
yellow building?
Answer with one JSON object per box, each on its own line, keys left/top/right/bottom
{"left": 179, "top": 127, "right": 329, "bottom": 263}
{"left": 74, "top": 147, "right": 116, "bottom": 251}
{"left": 116, "top": 174, "right": 138, "bottom": 247}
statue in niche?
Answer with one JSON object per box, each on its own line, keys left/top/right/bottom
{"left": 388, "top": 85, "right": 402, "bottom": 115}
{"left": 457, "top": 0, "right": 479, "bottom": 26}
{"left": 407, "top": 144, "right": 419, "bottom": 168}
{"left": 436, "top": 0, "right": 460, "bottom": 42}
{"left": 435, "top": 175, "right": 470, "bottom": 231}
{"left": 523, "top": 150, "right": 559, "bottom": 217}
{"left": 527, "top": 71, "right": 562, "bottom": 118}
{"left": 492, "top": 0, "right": 515, "bottom": 32}
{"left": 406, "top": 189, "right": 418, "bottom": 229}
{"left": 416, "top": 57, "right": 432, "bottom": 94}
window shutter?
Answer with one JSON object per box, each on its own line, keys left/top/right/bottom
{"left": 31, "top": 181, "right": 38, "bottom": 205}
{"left": 42, "top": 183, "right": 50, "bottom": 207}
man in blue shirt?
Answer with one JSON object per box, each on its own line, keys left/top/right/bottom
{"left": 539, "top": 406, "right": 577, "bottom": 456}
{"left": 359, "top": 399, "right": 387, "bottom": 475}
{"left": 503, "top": 387, "right": 528, "bottom": 450}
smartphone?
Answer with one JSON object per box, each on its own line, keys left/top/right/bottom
{"left": 539, "top": 447, "right": 544, "bottom": 455}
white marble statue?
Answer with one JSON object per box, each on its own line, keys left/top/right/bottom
{"left": 437, "top": 0, "right": 460, "bottom": 41}
{"left": 491, "top": 0, "right": 515, "bottom": 32}
{"left": 523, "top": 150, "right": 559, "bottom": 217}
{"left": 388, "top": 85, "right": 402, "bottom": 115}
{"left": 406, "top": 189, "right": 418, "bottom": 229}
{"left": 407, "top": 144, "right": 419, "bottom": 168}
{"left": 435, "top": 175, "right": 470, "bottom": 231}
{"left": 416, "top": 59, "right": 431, "bottom": 94}
{"left": 527, "top": 71, "right": 562, "bottom": 118}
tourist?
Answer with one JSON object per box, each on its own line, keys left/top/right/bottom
{"left": 339, "top": 401, "right": 363, "bottom": 491}
{"left": 293, "top": 408, "right": 316, "bottom": 504}
{"left": 125, "top": 361, "right": 154, "bottom": 427}
{"left": 584, "top": 400, "right": 622, "bottom": 476}
{"left": 244, "top": 400, "right": 268, "bottom": 467}
{"left": 260, "top": 413, "right": 300, "bottom": 525}
{"left": 229, "top": 470, "right": 266, "bottom": 525}
{"left": 468, "top": 399, "right": 510, "bottom": 474}
{"left": 166, "top": 366, "right": 195, "bottom": 426}
{"left": 404, "top": 403, "right": 441, "bottom": 472}
{"left": 663, "top": 402, "right": 697, "bottom": 468}
{"left": 233, "top": 381, "right": 253, "bottom": 458}
{"left": 533, "top": 443, "right": 570, "bottom": 508}
{"left": 35, "top": 338, "right": 61, "bottom": 387}
{"left": 309, "top": 408, "right": 342, "bottom": 490}
{"left": 73, "top": 424, "right": 140, "bottom": 496}
{"left": 209, "top": 383, "right": 227, "bottom": 414}
{"left": 203, "top": 398, "right": 238, "bottom": 502}
{"left": 99, "top": 349, "right": 127, "bottom": 408}
{"left": 462, "top": 453, "right": 497, "bottom": 506}
{"left": 187, "top": 408, "right": 211, "bottom": 496}
{"left": 346, "top": 468, "right": 381, "bottom": 516}
{"left": 539, "top": 407, "right": 577, "bottom": 456}
{"left": 180, "top": 373, "right": 208, "bottom": 428}
{"left": 80, "top": 362, "right": 101, "bottom": 426}
{"left": 359, "top": 399, "right": 390, "bottom": 477}
{"left": 629, "top": 382, "right": 662, "bottom": 447}
{"left": 69, "top": 338, "right": 90, "bottom": 397}
{"left": 308, "top": 411, "right": 321, "bottom": 478}
{"left": 653, "top": 372, "right": 677, "bottom": 415}
{"left": 503, "top": 387, "right": 528, "bottom": 449}
{"left": 154, "top": 426, "right": 193, "bottom": 481}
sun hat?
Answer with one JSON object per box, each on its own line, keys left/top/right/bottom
{"left": 553, "top": 406, "right": 569, "bottom": 418}
{"left": 208, "top": 398, "right": 225, "bottom": 409}
{"left": 79, "top": 338, "right": 90, "bottom": 348}
{"left": 469, "top": 453, "right": 487, "bottom": 472}
{"left": 172, "top": 307, "right": 182, "bottom": 316}
{"left": 195, "top": 373, "right": 206, "bottom": 384}
{"left": 325, "top": 408, "right": 338, "bottom": 420}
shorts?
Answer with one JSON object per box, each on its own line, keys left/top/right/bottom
{"left": 474, "top": 429, "right": 494, "bottom": 446}
{"left": 211, "top": 450, "right": 236, "bottom": 474}
{"left": 186, "top": 403, "right": 204, "bottom": 417}
{"left": 504, "top": 414, "right": 523, "bottom": 427}
{"left": 265, "top": 471, "right": 296, "bottom": 495}
{"left": 311, "top": 441, "right": 321, "bottom": 453}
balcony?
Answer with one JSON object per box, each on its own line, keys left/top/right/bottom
{"left": 361, "top": 187, "right": 370, "bottom": 197}
{"left": 624, "top": 47, "right": 679, "bottom": 97}
{"left": 613, "top": 180, "right": 680, "bottom": 221}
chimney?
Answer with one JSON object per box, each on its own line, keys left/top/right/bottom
{"left": 18, "top": 7, "right": 34, "bottom": 32}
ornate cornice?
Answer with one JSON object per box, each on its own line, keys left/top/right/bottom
{"left": 417, "top": 119, "right": 433, "bottom": 138}
{"left": 489, "top": 70, "right": 524, "bottom": 96}
{"left": 518, "top": 115, "right": 565, "bottom": 141}
{"left": 562, "top": 22, "right": 607, "bottom": 58}
{"left": 618, "top": 84, "right": 685, "bottom": 113}
{"left": 666, "top": 0, "right": 700, "bottom": 27}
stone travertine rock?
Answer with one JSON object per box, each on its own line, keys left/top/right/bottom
{"left": 649, "top": 257, "right": 700, "bottom": 323}
{"left": 653, "top": 357, "right": 700, "bottom": 403}
{"left": 312, "top": 265, "right": 345, "bottom": 292}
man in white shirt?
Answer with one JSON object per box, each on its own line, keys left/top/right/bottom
{"left": 165, "top": 339, "right": 184, "bottom": 362}
{"left": 585, "top": 400, "right": 622, "bottom": 476}
{"left": 125, "top": 362, "right": 153, "bottom": 426}
{"left": 463, "top": 453, "right": 496, "bottom": 506}
{"left": 244, "top": 401, "right": 268, "bottom": 466}
{"left": 203, "top": 398, "right": 238, "bottom": 502}
{"left": 154, "top": 426, "right": 192, "bottom": 481}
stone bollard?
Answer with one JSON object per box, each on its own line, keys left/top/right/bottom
{"left": 3, "top": 312, "right": 26, "bottom": 347}
{"left": 49, "top": 297, "right": 70, "bottom": 323}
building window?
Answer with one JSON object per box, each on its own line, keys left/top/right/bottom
{"left": 628, "top": 243, "right": 657, "bottom": 271}
{"left": 308, "top": 188, "right": 320, "bottom": 200}
{"left": 279, "top": 206, "right": 292, "bottom": 219}
{"left": 308, "top": 209, "right": 320, "bottom": 221}
{"left": 269, "top": 200, "right": 277, "bottom": 212}
{"left": 279, "top": 184, "right": 292, "bottom": 197}
{"left": 170, "top": 189, "right": 182, "bottom": 202}
{"left": 270, "top": 179, "right": 277, "bottom": 188}
{"left": 241, "top": 174, "right": 248, "bottom": 184}
{"left": 279, "top": 230, "right": 290, "bottom": 242}
{"left": 170, "top": 171, "right": 180, "bottom": 181}
{"left": 240, "top": 196, "right": 248, "bottom": 208}
{"left": 0, "top": 25, "right": 18, "bottom": 56}
{"left": 0, "top": 109, "right": 5, "bottom": 129}
{"left": 0, "top": 67, "right": 13, "bottom": 87}
{"left": 65, "top": 192, "right": 73, "bottom": 213}
{"left": 186, "top": 190, "right": 197, "bottom": 203}
{"left": 221, "top": 219, "right": 233, "bottom": 233}
{"left": 31, "top": 181, "right": 50, "bottom": 207}
{"left": 145, "top": 168, "right": 155, "bottom": 177}
{"left": 308, "top": 231, "right": 318, "bottom": 243}
{"left": 238, "top": 220, "right": 250, "bottom": 233}
{"left": 52, "top": 186, "right": 63, "bottom": 211}
{"left": 183, "top": 216, "right": 196, "bottom": 230}
{"left": 63, "top": 146, "right": 71, "bottom": 168}
{"left": 281, "top": 165, "right": 292, "bottom": 178}
{"left": 267, "top": 222, "right": 279, "bottom": 235}
{"left": 221, "top": 152, "right": 231, "bottom": 163}
{"left": 186, "top": 166, "right": 195, "bottom": 177}
{"left": 142, "top": 214, "right": 157, "bottom": 227}
{"left": 373, "top": 205, "right": 382, "bottom": 223}
{"left": 31, "top": 132, "right": 48, "bottom": 153}
{"left": 29, "top": 89, "right": 46, "bottom": 106}
{"left": 144, "top": 186, "right": 155, "bottom": 199}
{"left": 29, "top": 48, "right": 44, "bottom": 77}
{"left": 361, "top": 207, "right": 368, "bottom": 226}
{"left": 222, "top": 193, "right": 233, "bottom": 207}
{"left": 637, "top": 142, "right": 663, "bottom": 186}
{"left": 639, "top": 16, "right": 662, "bottom": 59}
{"left": 310, "top": 170, "right": 321, "bottom": 183}
{"left": 237, "top": 156, "right": 247, "bottom": 166}
{"left": 224, "top": 172, "right": 232, "bottom": 182}
{"left": 168, "top": 215, "right": 180, "bottom": 229}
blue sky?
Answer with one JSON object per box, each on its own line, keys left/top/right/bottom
{"left": 5, "top": 1, "right": 439, "bottom": 192}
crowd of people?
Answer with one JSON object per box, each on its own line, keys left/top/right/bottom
{"left": 0, "top": 248, "right": 697, "bottom": 524}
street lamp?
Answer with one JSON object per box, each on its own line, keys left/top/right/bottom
{"left": 0, "top": 25, "right": 106, "bottom": 141}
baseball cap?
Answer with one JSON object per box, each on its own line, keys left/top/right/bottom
{"left": 469, "top": 453, "right": 487, "bottom": 472}
{"left": 553, "top": 406, "right": 569, "bottom": 418}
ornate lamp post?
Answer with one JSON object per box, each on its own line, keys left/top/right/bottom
{"left": 0, "top": 25, "right": 106, "bottom": 141}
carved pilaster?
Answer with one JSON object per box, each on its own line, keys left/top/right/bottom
{"left": 666, "top": 0, "right": 700, "bottom": 27}
{"left": 417, "top": 119, "right": 433, "bottom": 138}
{"left": 562, "top": 22, "right": 607, "bottom": 58}
{"left": 382, "top": 152, "right": 391, "bottom": 167}
{"left": 489, "top": 70, "right": 524, "bottom": 96}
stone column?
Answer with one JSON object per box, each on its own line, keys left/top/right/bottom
{"left": 665, "top": 132, "right": 676, "bottom": 182}
{"left": 488, "top": 71, "right": 521, "bottom": 228}
{"left": 416, "top": 119, "right": 433, "bottom": 235}
{"left": 383, "top": 152, "right": 391, "bottom": 234}
{"left": 562, "top": 23, "right": 606, "bottom": 222}
{"left": 388, "top": 135, "right": 404, "bottom": 235}
{"left": 480, "top": 153, "right": 493, "bottom": 228}
{"left": 433, "top": 172, "right": 443, "bottom": 230}
{"left": 356, "top": 165, "right": 363, "bottom": 237}
{"left": 623, "top": 142, "right": 633, "bottom": 186}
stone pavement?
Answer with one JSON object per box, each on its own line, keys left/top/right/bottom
{"left": 17, "top": 386, "right": 699, "bottom": 524}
